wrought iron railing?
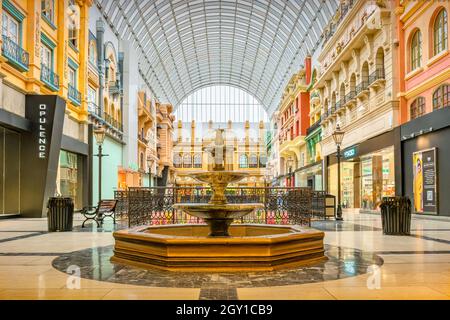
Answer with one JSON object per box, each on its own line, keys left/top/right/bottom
{"left": 345, "top": 90, "right": 356, "bottom": 103}
{"left": 335, "top": 101, "right": 342, "bottom": 112}
{"left": 1, "top": 35, "right": 29, "bottom": 71}
{"left": 41, "top": 64, "right": 60, "bottom": 91}
{"left": 68, "top": 84, "right": 81, "bottom": 106}
{"left": 369, "top": 68, "right": 385, "bottom": 85}
{"left": 114, "top": 187, "right": 334, "bottom": 228}
{"left": 88, "top": 102, "right": 101, "bottom": 117}
{"left": 307, "top": 119, "right": 321, "bottom": 136}
{"left": 355, "top": 81, "right": 369, "bottom": 95}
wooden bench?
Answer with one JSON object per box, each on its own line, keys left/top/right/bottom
{"left": 81, "top": 200, "right": 118, "bottom": 228}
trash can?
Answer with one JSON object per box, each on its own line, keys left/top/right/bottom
{"left": 380, "top": 196, "right": 412, "bottom": 235}
{"left": 47, "top": 197, "right": 74, "bottom": 232}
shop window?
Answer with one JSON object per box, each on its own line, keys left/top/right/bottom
{"left": 0, "top": 127, "right": 21, "bottom": 215}
{"left": 57, "top": 150, "right": 83, "bottom": 210}
{"left": 433, "top": 9, "right": 448, "bottom": 56}
{"left": 432, "top": 84, "right": 450, "bottom": 110}
{"left": 410, "top": 97, "right": 425, "bottom": 120}
{"left": 410, "top": 30, "right": 422, "bottom": 71}
{"left": 239, "top": 154, "right": 248, "bottom": 168}
{"left": 41, "top": 0, "right": 54, "bottom": 24}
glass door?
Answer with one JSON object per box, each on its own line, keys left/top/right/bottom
{"left": 0, "top": 127, "right": 21, "bottom": 215}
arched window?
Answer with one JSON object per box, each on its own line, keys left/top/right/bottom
{"left": 349, "top": 73, "right": 356, "bottom": 97}
{"left": 375, "top": 48, "right": 385, "bottom": 79}
{"left": 361, "top": 62, "right": 369, "bottom": 88}
{"left": 193, "top": 153, "right": 202, "bottom": 168}
{"left": 331, "top": 92, "right": 336, "bottom": 112}
{"left": 239, "top": 154, "right": 248, "bottom": 168}
{"left": 339, "top": 83, "right": 345, "bottom": 106}
{"left": 89, "top": 41, "right": 97, "bottom": 66}
{"left": 433, "top": 84, "right": 450, "bottom": 110}
{"left": 410, "top": 97, "right": 425, "bottom": 120}
{"left": 433, "top": 9, "right": 448, "bottom": 56}
{"left": 410, "top": 30, "right": 422, "bottom": 71}
{"left": 174, "top": 153, "right": 182, "bottom": 168}
{"left": 182, "top": 154, "right": 192, "bottom": 168}
{"left": 259, "top": 154, "right": 267, "bottom": 168}
{"left": 249, "top": 154, "right": 258, "bottom": 168}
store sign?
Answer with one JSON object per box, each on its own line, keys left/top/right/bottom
{"left": 342, "top": 145, "right": 358, "bottom": 160}
{"left": 21, "top": 95, "right": 66, "bottom": 217}
{"left": 413, "top": 148, "right": 438, "bottom": 214}
{"left": 38, "top": 104, "right": 48, "bottom": 159}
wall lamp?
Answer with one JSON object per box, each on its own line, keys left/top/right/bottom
{"left": 401, "top": 127, "right": 433, "bottom": 141}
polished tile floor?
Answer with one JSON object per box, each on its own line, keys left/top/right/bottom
{"left": 0, "top": 210, "right": 450, "bottom": 300}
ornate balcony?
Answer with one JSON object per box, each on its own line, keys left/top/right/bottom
{"left": 335, "top": 100, "right": 343, "bottom": 113}
{"left": 355, "top": 81, "right": 369, "bottom": 99}
{"left": 368, "top": 69, "right": 385, "bottom": 89}
{"left": 2, "top": 35, "right": 29, "bottom": 71}
{"left": 345, "top": 90, "right": 357, "bottom": 107}
{"left": 88, "top": 102, "right": 101, "bottom": 117}
{"left": 41, "top": 64, "right": 59, "bottom": 91}
{"left": 68, "top": 84, "right": 81, "bottom": 106}
{"left": 306, "top": 119, "right": 321, "bottom": 136}
{"left": 109, "top": 80, "right": 122, "bottom": 96}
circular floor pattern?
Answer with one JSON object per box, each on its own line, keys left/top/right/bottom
{"left": 52, "top": 245, "right": 383, "bottom": 288}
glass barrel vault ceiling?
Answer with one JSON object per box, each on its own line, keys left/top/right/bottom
{"left": 95, "top": 0, "right": 339, "bottom": 114}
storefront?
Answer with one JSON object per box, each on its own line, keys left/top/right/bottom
{"left": 0, "top": 125, "right": 21, "bottom": 216}
{"left": 57, "top": 150, "right": 85, "bottom": 210}
{"left": 295, "top": 161, "right": 323, "bottom": 190}
{"left": 401, "top": 107, "right": 450, "bottom": 216}
{"left": 326, "top": 128, "right": 401, "bottom": 213}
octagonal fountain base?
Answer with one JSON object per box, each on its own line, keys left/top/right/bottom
{"left": 111, "top": 224, "right": 326, "bottom": 272}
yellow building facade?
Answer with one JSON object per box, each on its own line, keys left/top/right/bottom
{"left": 174, "top": 120, "right": 268, "bottom": 187}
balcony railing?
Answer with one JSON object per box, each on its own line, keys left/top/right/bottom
{"left": 335, "top": 101, "right": 342, "bottom": 112}
{"left": 68, "top": 84, "right": 81, "bottom": 106}
{"left": 41, "top": 64, "right": 59, "bottom": 91}
{"left": 306, "top": 119, "right": 321, "bottom": 136}
{"left": 355, "top": 81, "right": 369, "bottom": 95}
{"left": 345, "top": 90, "right": 356, "bottom": 103}
{"left": 2, "top": 35, "right": 29, "bottom": 71}
{"left": 109, "top": 81, "right": 121, "bottom": 96}
{"left": 88, "top": 102, "right": 101, "bottom": 117}
{"left": 369, "top": 68, "right": 385, "bottom": 85}
{"left": 322, "top": 0, "right": 356, "bottom": 47}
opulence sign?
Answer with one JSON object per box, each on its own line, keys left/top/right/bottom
{"left": 38, "top": 104, "right": 47, "bottom": 159}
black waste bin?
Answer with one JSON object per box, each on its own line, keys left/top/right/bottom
{"left": 47, "top": 197, "right": 74, "bottom": 232}
{"left": 380, "top": 196, "right": 412, "bottom": 235}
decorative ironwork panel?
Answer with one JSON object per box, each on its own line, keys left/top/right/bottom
{"left": 123, "top": 187, "right": 329, "bottom": 228}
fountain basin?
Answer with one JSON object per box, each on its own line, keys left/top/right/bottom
{"left": 111, "top": 224, "right": 326, "bottom": 272}
{"left": 173, "top": 203, "right": 263, "bottom": 236}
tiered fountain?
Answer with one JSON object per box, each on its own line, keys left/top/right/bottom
{"left": 112, "top": 129, "right": 325, "bottom": 272}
